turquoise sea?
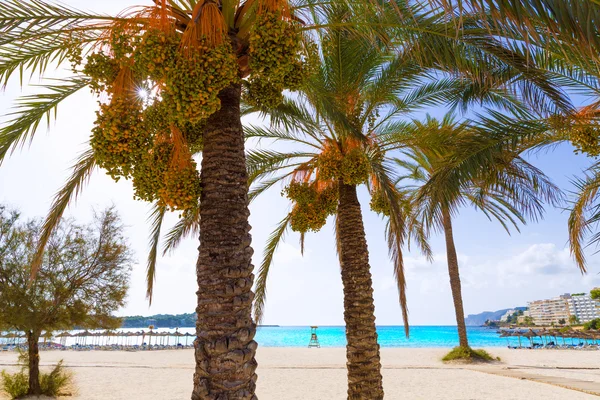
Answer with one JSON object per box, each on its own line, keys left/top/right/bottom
{"left": 3, "top": 326, "right": 509, "bottom": 348}
{"left": 254, "top": 326, "right": 506, "bottom": 348}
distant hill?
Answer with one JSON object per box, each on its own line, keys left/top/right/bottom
{"left": 120, "top": 313, "right": 279, "bottom": 328}
{"left": 121, "top": 313, "right": 196, "bottom": 328}
{"left": 464, "top": 307, "right": 526, "bottom": 326}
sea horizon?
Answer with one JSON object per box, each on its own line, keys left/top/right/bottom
{"left": 10, "top": 325, "right": 509, "bottom": 349}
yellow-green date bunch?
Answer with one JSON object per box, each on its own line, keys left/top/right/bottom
{"left": 285, "top": 181, "right": 338, "bottom": 233}
{"left": 159, "top": 159, "right": 201, "bottom": 211}
{"left": 245, "top": 78, "right": 284, "bottom": 109}
{"left": 109, "top": 26, "right": 138, "bottom": 65}
{"left": 246, "top": 10, "right": 307, "bottom": 108}
{"left": 317, "top": 145, "right": 343, "bottom": 181}
{"left": 132, "top": 139, "right": 201, "bottom": 211}
{"left": 318, "top": 146, "right": 370, "bottom": 185}
{"left": 340, "top": 147, "right": 370, "bottom": 185}
{"left": 133, "top": 28, "right": 179, "bottom": 81}
{"left": 83, "top": 52, "right": 120, "bottom": 93}
{"left": 162, "top": 43, "right": 238, "bottom": 125}
{"left": 180, "top": 120, "right": 205, "bottom": 154}
{"left": 132, "top": 139, "right": 172, "bottom": 203}
{"left": 90, "top": 96, "right": 148, "bottom": 180}
{"left": 369, "top": 189, "right": 390, "bottom": 216}
{"left": 571, "top": 126, "right": 600, "bottom": 157}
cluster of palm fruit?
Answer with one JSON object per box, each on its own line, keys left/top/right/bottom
{"left": 90, "top": 96, "right": 147, "bottom": 180}
{"left": 83, "top": 52, "right": 120, "bottom": 93}
{"left": 570, "top": 126, "right": 600, "bottom": 157}
{"left": 162, "top": 43, "right": 238, "bottom": 125}
{"left": 284, "top": 181, "right": 338, "bottom": 233}
{"left": 132, "top": 139, "right": 172, "bottom": 202}
{"left": 369, "top": 189, "right": 390, "bottom": 216}
{"left": 159, "top": 156, "right": 202, "bottom": 211}
{"left": 76, "top": 22, "right": 235, "bottom": 211}
{"left": 132, "top": 28, "right": 179, "bottom": 81}
{"left": 245, "top": 9, "right": 310, "bottom": 108}
{"left": 317, "top": 144, "right": 371, "bottom": 185}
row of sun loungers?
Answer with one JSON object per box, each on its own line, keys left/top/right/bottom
{"left": 508, "top": 342, "right": 600, "bottom": 350}
{"left": 0, "top": 343, "right": 194, "bottom": 352}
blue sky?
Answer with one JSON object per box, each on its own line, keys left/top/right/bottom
{"left": 1, "top": 0, "right": 599, "bottom": 326}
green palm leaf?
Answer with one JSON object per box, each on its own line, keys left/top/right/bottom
{"left": 253, "top": 214, "right": 292, "bottom": 324}
{"left": 0, "top": 77, "right": 90, "bottom": 164}
{"left": 31, "top": 148, "right": 96, "bottom": 275}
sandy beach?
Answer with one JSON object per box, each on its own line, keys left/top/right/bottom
{"left": 1, "top": 347, "right": 599, "bottom": 399}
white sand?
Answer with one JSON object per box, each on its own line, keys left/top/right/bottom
{"left": 1, "top": 347, "right": 598, "bottom": 399}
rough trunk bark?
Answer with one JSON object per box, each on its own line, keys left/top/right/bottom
{"left": 337, "top": 182, "right": 384, "bottom": 400}
{"left": 192, "top": 83, "right": 258, "bottom": 400}
{"left": 442, "top": 208, "right": 469, "bottom": 348}
{"left": 27, "top": 330, "right": 41, "bottom": 396}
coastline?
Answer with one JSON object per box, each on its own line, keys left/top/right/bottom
{"left": 1, "top": 347, "right": 598, "bottom": 399}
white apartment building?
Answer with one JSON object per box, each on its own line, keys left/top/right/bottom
{"left": 528, "top": 293, "right": 600, "bottom": 325}
{"left": 528, "top": 295, "right": 571, "bottom": 325}
{"left": 500, "top": 309, "right": 516, "bottom": 322}
{"left": 567, "top": 293, "right": 600, "bottom": 323}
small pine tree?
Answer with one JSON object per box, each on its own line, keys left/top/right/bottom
{"left": 0, "top": 206, "right": 133, "bottom": 396}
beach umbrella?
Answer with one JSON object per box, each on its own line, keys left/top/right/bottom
{"left": 510, "top": 331, "right": 522, "bottom": 348}
{"left": 499, "top": 330, "right": 511, "bottom": 346}
{"left": 184, "top": 332, "right": 193, "bottom": 346}
{"left": 538, "top": 329, "right": 551, "bottom": 345}
{"left": 522, "top": 329, "right": 538, "bottom": 347}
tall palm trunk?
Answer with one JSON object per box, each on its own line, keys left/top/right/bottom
{"left": 192, "top": 83, "right": 258, "bottom": 400}
{"left": 441, "top": 208, "right": 469, "bottom": 348}
{"left": 337, "top": 182, "right": 384, "bottom": 400}
{"left": 26, "top": 330, "right": 41, "bottom": 395}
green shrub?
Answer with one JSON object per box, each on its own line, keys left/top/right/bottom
{"left": 1, "top": 360, "right": 72, "bottom": 399}
{"left": 442, "top": 346, "right": 498, "bottom": 363}
{"left": 0, "top": 370, "right": 28, "bottom": 399}
{"left": 40, "top": 361, "right": 72, "bottom": 397}
{"left": 583, "top": 318, "right": 600, "bottom": 330}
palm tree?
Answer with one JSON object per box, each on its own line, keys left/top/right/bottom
{"left": 388, "top": 115, "right": 562, "bottom": 352}
{"left": 421, "top": 1, "right": 600, "bottom": 275}
{"left": 242, "top": 2, "right": 574, "bottom": 394}
{"left": 0, "top": 0, "right": 327, "bottom": 397}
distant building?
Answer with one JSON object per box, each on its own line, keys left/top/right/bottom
{"left": 528, "top": 293, "right": 600, "bottom": 325}
{"left": 517, "top": 310, "right": 530, "bottom": 324}
{"left": 567, "top": 293, "right": 600, "bottom": 323}
{"left": 499, "top": 309, "right": 516, "bottom": 322}
{"left": 528, "top": 295, "right": 571, "bottom": 325}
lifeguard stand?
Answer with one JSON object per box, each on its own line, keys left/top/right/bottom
{"left": 308, "top": 326, "right": 320, "bottom": 348}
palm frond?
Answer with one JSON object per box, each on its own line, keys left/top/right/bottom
{"left": 246, "top": 148, "right": 317, "bottom": 185}
{"left": 31, "top": 148, "right": 96, "bottom": 275}
{"left": 146, "top": 203, "right": 166, "bottom": 304}
{"left": 0, "top": 76, "right": 90, "bottom": 164}
{"left": 370, "top": 159, "right": 410, "bottom": 336}
{"left": 162, "top": 206, "right": 201, "bottom": 255}
{"left": 568, "top": 166, "right": 600, "bottom": 273}
{"left": 253, "top": 214, "right": 292, "bottom": 324}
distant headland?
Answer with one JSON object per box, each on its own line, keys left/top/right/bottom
{"left": 120, "top": 313, "right": 278, "bottom": 328}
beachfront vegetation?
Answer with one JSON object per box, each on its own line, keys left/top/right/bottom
{"left": 1, "top": 352, "right": 72, "bottom": 400}
{"left": 583, "top": 319, "right": 600, "bottom": 331}
{"left": 121, "top": 313, "right": 196, "bottom": 328}
{"left": 391, "top": 116, "right": 561, "bottom": 350}
{"left": 0, "top": 205, "right": 131, "bottom": 396}
{"left": 442, "top": 347, "right": 497, "bottom": 363}
{"left": 591, "top": 288, "right": 600, "bottom": 300}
